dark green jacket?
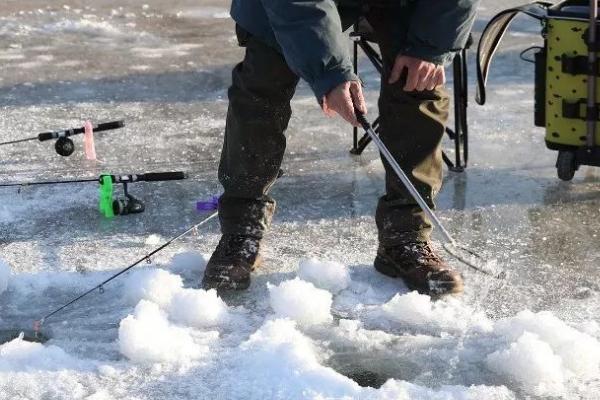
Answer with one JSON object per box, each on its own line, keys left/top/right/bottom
{"left": 230, "top": 0, "right": 479, "bottom": 100}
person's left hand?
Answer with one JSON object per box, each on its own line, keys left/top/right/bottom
{"left": 388, "top": 55, "right": 445, "bottom": 92}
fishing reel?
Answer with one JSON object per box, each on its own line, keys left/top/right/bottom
{"left": 42, "top": 121, "right": 124, "bottom": 157}
{"left": 55, "top": 137, "right": 75, "bottom": 157}
{"left": 112, "top": 183, "right": 146, "bottom": 216}
{"left": 99, "top": 176, "right": 145, "bottom": 218}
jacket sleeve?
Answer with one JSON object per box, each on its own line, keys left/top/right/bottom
{"left": 260, "top": 0, "right": 357, "bottom": 100}
{"left": 402, "top": 0, "right": 480, "bottom": 65}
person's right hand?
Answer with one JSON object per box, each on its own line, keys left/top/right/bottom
{"left": 322, "top": 80, "right": 367, "bottom": 127}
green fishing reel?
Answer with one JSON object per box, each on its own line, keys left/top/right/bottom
{"left": 98, "top": 175, "right": 145, "bottom": 218}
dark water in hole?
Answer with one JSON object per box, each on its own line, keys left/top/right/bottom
{"left": 326, "top": 353, "right": 421, "bottom": 388}
{"left": 0, "top": 329, "right": 49, "bottom": 344}
{"left": 344, "top": 367, "right": 389, "bottom": 388}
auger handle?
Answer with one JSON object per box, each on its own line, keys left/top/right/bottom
{"left": 37, "top": 120, "right": 125, "bottom": 141}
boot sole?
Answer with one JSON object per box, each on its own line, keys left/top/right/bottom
{"left": 374, "top": 255, "right": 463, "bottom": 296}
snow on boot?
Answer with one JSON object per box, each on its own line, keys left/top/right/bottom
{"left": 202, "top": 234, "right": 263, "bottom": 291}
{"left": 374, "top": 241, "right": 463, "bottom": 296}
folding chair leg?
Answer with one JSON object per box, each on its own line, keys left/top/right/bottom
{"left": 443, "top": 47, "right": 469, "bottom": 172}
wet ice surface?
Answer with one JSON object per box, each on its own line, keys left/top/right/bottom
{"left": 0, "top": 1, "right": 599, "bottom": 399}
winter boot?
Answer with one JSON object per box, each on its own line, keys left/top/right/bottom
{"left": 374, "top": 241, "right": 463, "bottom": 296}
{"left": 202, "top": 234, "right": 263, "bottom": 291}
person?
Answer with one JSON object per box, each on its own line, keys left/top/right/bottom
{"left": 202, "top": 0, "right": 479, "bottom": 296}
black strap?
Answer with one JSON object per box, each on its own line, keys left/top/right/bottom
{"left": 476, "top": 2, "right": 551, "bottom": 105}
{"left": 562, "top": 99, "right": 600, "bottom": 121}
{"left": 561, "top": 54, "right": 600, "bottom": 75}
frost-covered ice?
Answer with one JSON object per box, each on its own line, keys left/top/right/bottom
{"left": 1, "top": 0, "right": 599, "bottom": 398}
{"left": 0, "top": 260, "right": 10, "bottom": 296}
{"left": 144, "top": 234, "right": 162, "bottom": 245}
{"left": 268, "top": 278, "right": 333, "bottom": 326}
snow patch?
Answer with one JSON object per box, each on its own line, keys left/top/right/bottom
{"left": 168, "top": 288, "right": 229, "bottom": 328}
{"left": 123, "top": 268, "right": 182, "bottom": 308}
{"left": 298, "top": 258, "right": 351, "bottom": 294}
{"left": 118, "top": 300, "right": 216, "bottom": 366}
{"left": 268, "top": 278, "right": 333, "bottom": 326}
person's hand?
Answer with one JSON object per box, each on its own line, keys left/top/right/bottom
{"left": 389, "top": 55, "right": 445, "bottom": 92}
{"left": 322, "top": 80, "right": 367, "bottom": 127}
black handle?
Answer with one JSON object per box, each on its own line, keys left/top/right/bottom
{"left": 140, "top": 171, "right": 187, "bottom": 182}
{"left": 38, "top": 131, "right": 60, "bottom": 141}
{"left": 94, "top": 120, "right": 125, "bottom": 133}
{"left": 37, "top": 120, "right": 125, "bottom": 142}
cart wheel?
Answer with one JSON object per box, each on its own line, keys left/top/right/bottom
{"left": 556, "top": 151, "right": 576, "bottom": 181}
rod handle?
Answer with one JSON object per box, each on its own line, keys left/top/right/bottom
{"left": 140, "top": 171, "right": 187, "bottom": 182}
{"left": 95, "top": 120, "right": 125, "bottom": 133}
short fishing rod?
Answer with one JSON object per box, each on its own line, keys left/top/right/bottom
{"left": 354, "top": 110, "right": 504, "bottom": 279}
{"left": 0, "top": 120, "right": 124, "bottom": 157}
{"left": 0, "top": 171, "right": 187, "bottom": 217}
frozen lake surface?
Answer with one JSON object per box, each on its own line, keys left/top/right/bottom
{"left": 0, "top": 1, "right": 599, "bottom": 399}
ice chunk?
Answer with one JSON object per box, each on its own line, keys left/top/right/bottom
{"left": 235, "top": 319, "right": 358, "bottom": 396}
{"left": 168, "top": 288, "right": 229, "bottom": 328}
{"left": 118, "top": 300, "right": 216, "bottom": 365}
{"left": 0, "top": 260, "right": 10, "bottom": 295}
{"left": 374, "top": 380, "right": 515, "bottom": 400}
{"left": 494, "top": 310, "right": 600, "bottom": 379}
{"left": 298, "top": 258, "right": 351, "bottom": 294}
{"left": 381, "top": 291, "right": 492, "bottom": 333}
{"left": 268, "top": 278, "right": 333, "bottom": 326}
{"left": 0, "top": 335, "right": 89, "bottom": 372}
{"left": 486, "top": 332, "right": 565, "bottom": 397}
{"left": 123, "top": 268, "right": 183, "bottom": 307}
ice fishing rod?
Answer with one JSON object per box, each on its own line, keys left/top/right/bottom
{"left": 27, "top": 209, "right": 219, "bottom": 342}
{"left": 0, "top": 120, "right": 124, "bottom": 157}
{"left": 354, "top": 110, "right": 504, "bottom": 279}
{"left": 0, "top": 171, "right": 187, "bottom": 217}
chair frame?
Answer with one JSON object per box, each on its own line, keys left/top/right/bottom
{"left": 349, "top": 26, "right": 471, "bottom": 173}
